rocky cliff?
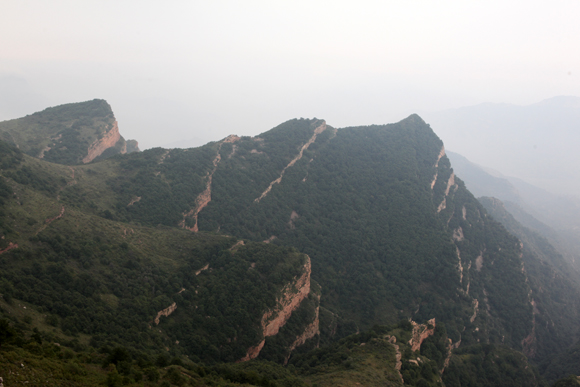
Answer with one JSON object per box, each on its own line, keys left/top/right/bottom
{"left": 240, "top": 256, "right": 314, "bottom": 361}
{"left": 83, "top": 121, "right": 125, "bottom": 163}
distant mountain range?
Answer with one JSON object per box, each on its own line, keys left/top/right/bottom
{"left": 446, "top": 150, "right": 580, "bottom": 271}
{"left": 424, "top": 96, "right": 580, "bottom": 197}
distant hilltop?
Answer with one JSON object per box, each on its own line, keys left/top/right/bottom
{"left": 0, "top": 99, "right": 139, "bottom": 165}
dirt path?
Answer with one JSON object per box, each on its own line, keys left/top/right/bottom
{"left": 255, "top": 122, "right": 327, "bottom": 203}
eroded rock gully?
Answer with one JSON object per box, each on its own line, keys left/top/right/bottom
{"left": 284, "top": 295, "right": 321, "bottom": 364}
{"left": 255, "top": 122, "right": 327, "bottom": 203}
{"left": 430, "top": 146, "right": 446, "bottom": 189}
{"left": 154, "top": 302, "right": 177, "bottom": 325}
{"left": 180, "top": 135, "right": 240, "bottom": 232}
{"left": 240, "top": 256, "right": 314, "bottom": 361}
{"left": 437, "top": 172, "right": 458, "bottom": 213}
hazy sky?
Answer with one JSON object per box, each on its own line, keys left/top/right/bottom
{"left": 1, "top": 0, "right": 579, "bottom": 150}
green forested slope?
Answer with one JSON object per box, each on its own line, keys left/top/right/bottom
{"left": 65, "top": 115, "right": 544, "bottom": 362}
{"left": 1, "top": 109, "right": 576, "bottom": 386}
{"left": 0, "top": 140, "right": 319, "bottom": 373}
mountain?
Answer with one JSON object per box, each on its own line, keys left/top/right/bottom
{"left": 479, "top": 197, "right": 580, "bottom": 379}
{"left": 0, "top": 99, "right": 139, "bottom": 165}
{"left": 51, "top": 117, "right": 543, "bottom": 354}
{"left": 423, "top": 96, "right": 580, "bottom": 197}
{"left": 0, "top": 104, "right": 576, "bottom": 386}
{"left": 446, "top": 150, "right": 580, "bottom": 271}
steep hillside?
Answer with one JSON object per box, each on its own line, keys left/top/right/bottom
{"left": 0, "top": 99, "right": 139, "bottom": 165}
{"left": 61, "top": 116, "right": 550, "bottom": 362}
{"left": 0, "top": 140, "right": 320, "bottom": 367}
{"left": 479, "top": 197, "right": 580, "bottom": 372}
{"left": 447, "top": 150, "right": 580, "bottom": 271}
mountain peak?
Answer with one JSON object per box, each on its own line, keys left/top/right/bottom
{"left": 0, "top": 99, "right": 138, "bottom": 165}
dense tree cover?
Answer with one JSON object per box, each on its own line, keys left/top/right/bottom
{"left": 105, "top": 145, "right": 216, "bottom": 226}
{"left": 0, "top": 142, "right": 319, "bottom": 368}
{"left": 188, "top": 115, "right": 534, "bottom": 354}
{"left": 0, "top": 224, "right": 312, "bottom": 364}
{"left": 442, "top": 344, "right": 546, "bottom": 387}
{"left": 0, "top": 316, "right": 306, "bottom": 386}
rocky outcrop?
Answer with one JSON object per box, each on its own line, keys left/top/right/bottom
{"left": 127, "top": 196, "right": 141, "bottom": 206}
{"left": 430, "top": 146, "right": 446, "bottom": 189}
{"left": 408, "top": 318, "right": 436, "bottom": 352}
{"left": 456, "top": 247, "right": 464, "bottom": 284}
{"left": 437, "top": 172, "right": 457, "bottom": 212}
{"left": 154, "top": 302, "right": 177, "bottom": 325}
{"left": 470, "top": 299, "right": 479, "bottom": 323}
{"left": 453, "top": 227, "right": 464, "bottom": 241}
{"left": 475, "top": 252, "right": 484, "bottom": 271}
{"left": 288, "top": 210, "right": 300, "bottom": 229}
{"left": 255, "top": 122, "right": 327, "bottom": 203}
{"left": 263, "top": 257, "right": 311, "bottom": 336}
{"left": 195, "top": 264, "right": 209, "bottom": 275}
{"left": 83, "top": 121, "right": 125, "bottom": 163}
{"left": 240, "top": 256, "right": 312, "bottom": 361}
{"left": 0, "top": 242, "right": 18, "bottom": 255}
{"left": 126, "top": 139, "right": 140, "bottom": 154}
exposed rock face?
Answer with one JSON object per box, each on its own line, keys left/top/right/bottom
{"left": 437, "top": 172, "right": 457, "bottom": 212}
{"left": 284, "top": 294, "right": 321, "bottom": 364}
{"left": 0, "top": 242, "right": 18, "bottom": 255}
{"left": 154, "top": 302, "right": 177, "bottom": 325}
{"left": 430, "top": 146, "right": 446, "bottom": 189}
{"left": 195, "top": 264, "right": 209, "bottom": 275}
{"left": 240, "top": 256, "right": 312, "bottom": 361}
{"left": 180, "top": 135, "right": 240, "bottom": 231}
{"left": 470, "top": 299, "right": 479, "bottom": 323}
{"left": 83, "top": 121, "right": 125, "bottom": 163}
{"left": 408, "top": 318, "right": 436, "bottom": 352}
{"left": 453, "top": 227, "right": 464, "bottom": 241}
{"left": 262, "top": 256, "right": 311, "bottom": 337}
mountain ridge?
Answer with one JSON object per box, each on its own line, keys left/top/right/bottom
{"left": 1, "top": 102, "right": 577, "bottom": 385}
